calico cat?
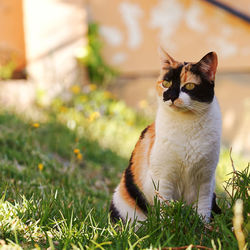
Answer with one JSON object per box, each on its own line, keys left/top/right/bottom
{"left": 110, "top": 48, "right": 222, "bottom": 224}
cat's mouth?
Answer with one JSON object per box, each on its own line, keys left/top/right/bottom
{"left": 169, "top": 103, "right": 182, "bottom": 110}
{"left": 169, "top": 104, "right": 184, "bottom": 112}
{"left": 169, "top": 103, "right": 190, "bottom": 113}
{"left": 169, "top": 103, "right": 178, "bottom": 109}
{"left": 164, "top": 99, "right": 190, "bottom": 112}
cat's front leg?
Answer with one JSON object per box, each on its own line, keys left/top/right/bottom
{"left": 197, "top": 181, "right": 214, "bottom": 222}
{"left": 157, "top": 179, "right": 174, "bottom": 204}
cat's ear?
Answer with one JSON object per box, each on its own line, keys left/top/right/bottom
{"left": 158, "top": 47, "right": 177, "bottom": 69}
{"left": 196, "top": 52, "right": 218, "bottom": 81}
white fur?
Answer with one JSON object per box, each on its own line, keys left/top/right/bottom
{"left": 113, "top": 184, "right": 147, "bottom": 222}
{"left": 143, "top": 93, "right": 221, "bottom": 221}
{"left": 113, "top": 89, "right": 221, "bottom": 223}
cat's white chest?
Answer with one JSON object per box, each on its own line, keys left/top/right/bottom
{"left": 146, "top": 100, "right": 221, "bottom": 203}
{"left": 151, "top": 119, "right": 207, "bottom": 175}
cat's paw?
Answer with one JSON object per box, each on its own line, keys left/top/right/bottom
{"left": 198, "top": 210, "right": 211, "bottom": 223}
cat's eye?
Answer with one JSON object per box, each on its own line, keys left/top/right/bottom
{"left": 162, "top": 80, "right": 172, "bottom": 88}
{"left": 184, "top": 83, "right": 196, "bottom": 90}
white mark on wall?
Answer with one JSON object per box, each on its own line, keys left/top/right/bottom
{"left": 224, "top": 109, "right": 235, "bottom": 130}
{"left": 221, "top": 25, "right": 233, "bottom": 37}
{"left": 149, "top": 0, "right": 183, "bottom": 50}
{"left": 185, "top": 4, "right": 206, "bottom": 32}
{"left": 219, "top": 25, "right": 249, "bottom": 57}
{"left": 240, "top": 47, "right": 250, "bottom": 56}
{"left": 119, "top": 2, "right": 143, "bottom": 49}
{"left": 112, "top": 52, "right": 127, "bottom": 64}
{"left": 99, "top": 26, "right": 123, "bottom": 47}
{"left": 232, "top": 100, "right": 250, "bottom": 154}
{"left": 209, "top": 37, "right": 237, "bottom": 58}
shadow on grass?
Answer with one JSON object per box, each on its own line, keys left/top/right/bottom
{"left": 0, "top": 110, "right": 127, "bottom": 208}
{"left": 0, "top": 111, "right": 127, "bottom": 170}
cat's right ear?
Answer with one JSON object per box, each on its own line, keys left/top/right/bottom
{"left": 158, "top": 47, "right": 176, "bottom": 69}
{"left": 195, "top": 52, "right": 218, "bottom": 82}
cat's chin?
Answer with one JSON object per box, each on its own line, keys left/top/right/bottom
{"left": 168, "top": 103, "right": 190, "bottom": 113}
{"left": 161, "top": 99, "right": 194, "bottom": 114}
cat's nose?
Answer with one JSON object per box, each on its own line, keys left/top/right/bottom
{"left": 170, "top": 96, "right": 178, "bottom": 103}
{"left": 163, "top": 95, "right": 178, "bottom": 103}
{"left": 163, "top": 89, "right": 179, "bottom": 103}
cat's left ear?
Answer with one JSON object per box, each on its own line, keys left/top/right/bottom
{"left": 158, "top": 46, "right": 177, "bottom": 69}
{"left": 196, "top": 52, "right": 218, "bottom": 82}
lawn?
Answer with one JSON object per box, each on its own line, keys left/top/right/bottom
{"left": 0, "top": 86, "right": 249, "bottom": 249}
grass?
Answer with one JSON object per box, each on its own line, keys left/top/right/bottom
{"left": 0, "top": 86, "right": 249, "bottom": 249}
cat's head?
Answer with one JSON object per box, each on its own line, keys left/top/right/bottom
{"left": 156, "top": 47, "right": 218, "bottom": 115}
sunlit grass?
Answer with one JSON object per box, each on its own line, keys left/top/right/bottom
{"left": 217, "top": 147, "right": 249, "bottom": 192}
{"left": 49, "top": 88, "right": 149, "bottom": 158}
{"left": 0, "top": 87, "right": 249, "bottom": 249}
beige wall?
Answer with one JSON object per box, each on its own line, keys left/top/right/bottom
{"left": 90, "top": 0, "right": 250, "bottom": 75}
{"left": 23, "top": 0, "right": 87, "bottom": 100}
{"left": 0, "top": 0, "right": 26, "bottom": 69}
{"left": 0, "top": 0, "right": 87, "bottom": 87}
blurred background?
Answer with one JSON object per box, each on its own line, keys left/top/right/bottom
{"left": 0, "top": 0, "right": 250, "bottom": 157}
{"left": 0, "top": 2, "right": 249, "bottom": 246}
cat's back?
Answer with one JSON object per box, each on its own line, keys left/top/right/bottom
{"left": 110, "top": 123, "right": 155, "bottom": 222}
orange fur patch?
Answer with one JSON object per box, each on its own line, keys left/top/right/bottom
{"left": 119, "top": 173, "right": 138, "bottom": 209}
{"left": 131, "top": 123, "right": 155, "bottom": 188}
{"left": 180, "top": 64, "right": 201, "bottom": 87}
{"left": 117, "top": 123, "right": 156, "bottom": 213}
{"left": 156, "top": 80, "right": 164, "bottom": 97}
{"left": 147, "top": 124, "right": 155, "bottom": 165}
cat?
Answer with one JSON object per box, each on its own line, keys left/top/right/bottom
{"left": 110, "top": 47, "right": 222, "bottom": 224}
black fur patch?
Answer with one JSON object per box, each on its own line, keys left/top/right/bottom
{"left": 184, "top": 64, "right": 214, "bottom": 103}
{"left": 163, "top": 65, "right": 183, "bottom": 103}
{"left": 211, "top": 192, "right": 221, "bottom": 218}
{"left": 125, "top": 161, "right": 149, "bottom": 214}
{"left": 140, "top": 126, "right": 149, "bottom": 140}
{"left": 109, "top": 200, "right": 122, "bottom": 222}
{"left": 162, "top": 64, "right": 214, "bottom": 104}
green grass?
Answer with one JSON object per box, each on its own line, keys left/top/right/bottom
{"left": 0, "top": 87, "right": 249, "bottom": 249}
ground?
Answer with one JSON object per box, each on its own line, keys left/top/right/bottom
{"left": 0, "top": 86, "right": 249, "bottom": 249}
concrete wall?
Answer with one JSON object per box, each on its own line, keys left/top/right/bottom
{"left": 23, "top": 0, "right": 88, "bottom": 100}
{"left": 0, "top": 0, "right": 26, "bottom": 69}
{"left": 89, "top": 0, "right": 250, "bottom": 74}
{"left": 0, "top": 0, "right": 88, "bottom": 108}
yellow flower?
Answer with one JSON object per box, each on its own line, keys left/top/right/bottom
{"left": 103, "top": 91, "right": 112, "bottom": 99}
{"left": 88, "top": 111, "right": 100, "bottom": 122}
{"left": 38, "top": 163, "right": 44, "bottom": 171}
{"left": 127, "top": 120, "right": 134, "bottom": 126}
{"left": 34, "top": 243, "right": 40, "bottom": 249}
{"left": 80, "top": 95, "right": 88, "bottom": 102}
{"left": 71, "top": 85, "right": 81, "bottom": 95}
{"left": 32, "top": 123, "right": 40, "bottom": 128}
{"left": 60, "top": 106, "right": 67, "bottom": 113}
{"left": 77, "top": 153, "right": 83, "bottom": 161}
{"left": 89, "top": 84, "right": 97, "bottom": 91}
{"left": 74, "top": 148, "right": 80, "bottom": 154}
